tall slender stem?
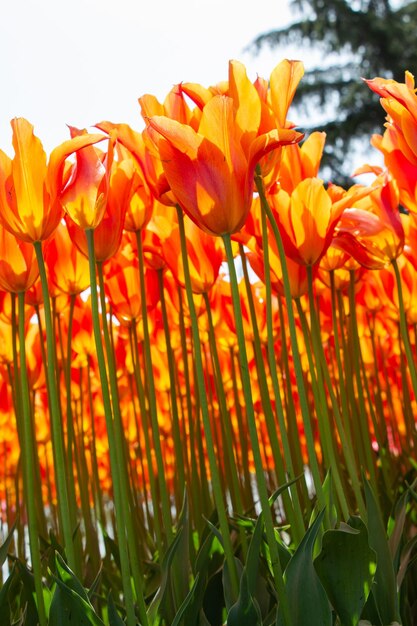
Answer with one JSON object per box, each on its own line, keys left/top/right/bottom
{"left": 135, "top": 232, "right": 173, "bottom": 544}
{"left": 33, "top": 240, "right": 77, "bottom": 572}
{"left": 176, "top": 207, "right": 239, "bottom": 599}
{"left": 254, "top": 169, "right": 324, "bottom": 508}
{"left": 392, "top": 258, "right": 417, "bottom": 439}
{"left": 17, "top": 291, "right": 47, "bottom": 626}
{"left": 222, "top": 233, "right": 291, "bottom": 624}
{"left": 85, "top": 229, "right": 140, "bottom": 626}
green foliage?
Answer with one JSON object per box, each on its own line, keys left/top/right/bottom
{"left": 49, "top": 553, "right": 105, "bottom": 625}
{"left": 364, "top": 477, "right": 401, "bottom": 624}
{"left": 1, "top": 477, "right": 417, "bottom": 624}
{"left": 314, "top": 517, "right": 376, "bottom": 626}
{"left": 251, "top": 0, "right": 417, "bottom": 183}
{"left": 277, "top": 509, "right": 332, "bottom": 626}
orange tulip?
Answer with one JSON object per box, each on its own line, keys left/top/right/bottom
{"left": 0, "top": 224, "right": 39, "bottom": 293}
{"left": 0, "top": 118, "right": 104, "bottom": 243}
{"left": 148, "top": 94, "right": 302, "bottom": 236}
{"left": 279, "top": 132, "right": 327, "bottom": 194}
{"left": 65, "top": 142, "right": 135, "bottom": 261}
{"left": 44, "top": 222, "right": 90, "bottom": 295}
{"left": 270, "top": 178, "right": 374, "bottom": 266}
{"left": 97, "top": 83, "right": 194, "bottom": 208}
{"left": 59, "top": 127, "right": 114, "bottom": 231}
{"left": 334, "top": 174, "right": 404, "bottom": 269}
{"left": 103, "top": 241, "right": 145, "bottom": 327}
{"left": 366, "top": 72, "right": 417, "bottom": 213}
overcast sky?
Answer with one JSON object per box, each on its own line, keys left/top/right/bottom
{"left": 1, "top": 0, "right": 305, "bottom": 154}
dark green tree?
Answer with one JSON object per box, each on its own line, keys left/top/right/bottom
{"left": 251, "top": 0, "right": 417, "bottom": 184}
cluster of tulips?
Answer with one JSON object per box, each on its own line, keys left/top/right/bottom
{"left": 0, "top": 59, "right": 417, "bottom": 625}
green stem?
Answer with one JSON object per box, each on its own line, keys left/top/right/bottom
{"left": 392, "top": 257, "right": 417, "bottom": 444}
{"left": 96, "top": 261, "right": 150, "bottom": 622}
{"left": 17, "top": 291, "right": 47, "bottom": 626}
{"left": 177, "top": 287, "right": 208, "bottom": 529}
{"left": 85, "top": 229, "right": 139, "bottom": 626}
{"left": 305, "top": 266, "right": 350, "bottom": 519}
{"left": 63, "top": 294, "right": 83, "bottom": 574}
{"left": 348, "top": 272, "right": 377, "bottom": 488}
{"left": 157, "top": 268, "right": 186, "bottom": 512}
{"left": 276, "top": 297, "right": 310, "bottom": 512}
{"left": 135, "top": 231, "right": 173, "bottom": 544}
{"left": 176, "top": 207, "right": 239, "bottom": 599}
{"left": 254, "top": 169, "right": 324, "bottom": 508}
{"left": 33, "top": 240, "right": 77, "bottom": 572}
{"left": 222, "top": 233, "right": 291, "bottom": 624}
{"left": 255, "top": 204, "right": 306, "bottom": 539}
{"left": 129, "top": 324, "right": 161, "bottom": 546}
{"left": 202, "top": 291, "right": 245, "bottom": 522}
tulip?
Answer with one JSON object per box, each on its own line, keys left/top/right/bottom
{"left": 0, "top": 118, "right": 104, "bottom": 243}
{"left": 0, "top": 225, "right": 39, "bottom": 293}
{"left": 334, "top": 174, "right": 404, "bottom": 269}
{"left": 148, "top": 94, "right": 302, "bottom": 236}
{"left": 44, "top": 222, "right": 90, "bottom": 296}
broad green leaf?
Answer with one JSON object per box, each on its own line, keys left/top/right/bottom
{"left": 364, "top": 477, "right": 401, "bottom": 624}
{"left": 54, "top": 552, "right": 91, "bottom": 601}
{"left": 388, "top": 487, "right": 410, "bottom": 567}
{"left": 227, "top": 501, "right": 264, "bottom": 625}
{"left": 107, "top": 592, "right": 125, "bottom": 626}
{"left": 277, "top": 509, "right": 331, "bottom": 626}
{"left": 0, "top": 565, "right": 15, "bottom": 624}
{"left": 49, "top": 552, "right": 104, "bottom": 626}
{"left": 182, "top": 520, "right": 218, "bottom": 625}
{"left": 171, "top": 573, "right": 201, "bottom": 626}
{"left": 199, "top": 608, "right": 212, "bottom": 625}
{"left": 87, "top": 564, "right": 103, "bottom": 603}
{"left": 314, "top": 517, "right": 376, "bottom": 626}
{"left": 309, "top": 471, "right": 337, "bottom": 558}
{"left": 101, "top": 527, "right": 121, "bottom": 570}
{"left": 227, "top": 569, "right": 262, "bottom": 626}
{"left": 146, "top": 522, "right": 186, "bottom": 624}
{"left": 222, "top": 556, "right": 243, "bottom": 611}
{"left": 16, "top": 560, "right": 40, "bottom": 626}
{"left": 0, "top": 520, "right": 16, "bottom": 568}
{"left": 397, "top": 534, "right": 417, "bottom": 588}
{"left": 172, "top": 491, "right": 192, "bottom": 607}
{"left": 49, "top": 581, "right": 105, "bottom": 625}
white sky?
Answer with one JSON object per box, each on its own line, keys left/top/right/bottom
{"left": 1, "top": 0, "right": 305, "bottom": 154}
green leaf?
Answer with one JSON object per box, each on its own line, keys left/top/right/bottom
{"left": 227, "top": 568, "right": 262, "bottom": 626}
{"left": 54, "top": 552, "right": 91, "bottom": 602}
{"left": 181, "top": 520, "right": 217, "bottom": 626}
{"left": 314, "top": 517, "right": 376, "bottom": 626}
{"left": 100, "top": 527, "right": 121, "bottom": 570}
{"left": 388, "top": 486, "right": 411, "bottom": 568}
{"left": 227, "top": 501, "right": 265, "bottom": 626}
{"left": 277, "top": 509, "right": 331, "bottom": 626}
{"left": 397, "top": 533, "right": 417, "bottom": 589}
{"left": 171, "top": 573, "right": 201, "bottom": 626}
{"left": 172, "top": 491, "right": 192, "bottom": 607}
{"left": 49, "top": 552, "right": 105, "bottom": 625}
{"left": 107, "top": 592, "right": 125, "bottom": 626}
{"left": 309, "top": 471, "right": 338, "bottom": 558}
{"left": 0, "top": 520, "right": 17, "bottom": 568}
{"left": 0, "top": 565, "right": 15, "bottom": 625}
{"left": 146, "top": 524, "right": 185, "bottom": 624}
{"left": 222, "top": 557, "right": 243, "bottom": 611}
{"left": 87, "top": 564, "right": 103, "bottom": 603}
{"left": 16, "top": 560, "right": 40, "bottom": 626}
{"left": 364, "top": 477, "right": 401, "bottom": 624}
{"left": 198, "top": 608, "right": 212, "bottom": 625}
